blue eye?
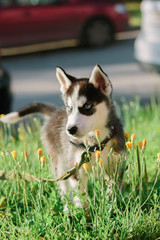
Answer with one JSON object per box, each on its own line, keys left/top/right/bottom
{"left": 84, "top": 103, "right": 92, "bottom": 110}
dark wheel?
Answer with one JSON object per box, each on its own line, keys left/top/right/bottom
{"left": 83, "top": 18, "right": 114, "bottom": 47}
{"left": 0, "top": 67, "right": 12, "bottom": 114}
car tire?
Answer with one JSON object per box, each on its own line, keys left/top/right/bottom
{"left": 82, "top": 18, "right": 114, "bottom": 47}
{"left": 0, "top": 68, "right": 12, "bottom": 114}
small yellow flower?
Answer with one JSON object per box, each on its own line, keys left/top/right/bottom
{"left": 83, "top": 163, "right": 89, "bottom": 171}
{"left": 126, "top": 141, "right": 132, "bottom": 149}
{"left": 84, "top": 139, "right": 88, "bottom": 148}
{"left": 0, "top": 114, "right": 5, "bottom": 118}
{"left": 99, "top": 158, "right": 103, "bottom": 165}
{"left": 12, "top": 137, "right": 16, "bottom": 142}
{"left": 1, "top": 151, "right": 4, "bottom": 156}
{"left": 131, "top": 134, "right": 135, "bottom": 143}
{"left": 157, "top": 153, "right": 160, "bottom": 161}
{"left": 40, "top": 156, "right": 46, "bottom": 166}
{"left": 37, "top": 148, "right": 43, "bottom": 156}
{"left": 95, "top": 130, "right": 100, "bottom": 137}
{"left": 143, "top": 139, "right": 147, "bottom": 147}
{"left": 124, "top": 132, "right": 129, "bottom": 139}
{"left": 138, "top": 142, "right": 143, "bottom": 149}
{"left": 95, "top": 150, "right": 101, "bottom": 158}
{"left": 113, "top": 140, "right": 117, "bottom": 146}
{"left": 24, "top": 150, "right": 28, "bottom": 158}
{"left": 74, "top": 161, "right": 79, "bottom": 167}
{"left": 11, "top": 150, "right": 16, "bottom": 159}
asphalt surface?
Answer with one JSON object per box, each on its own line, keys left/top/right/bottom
{"left": 2, "top": 32, "right": 160, "bottom": 111}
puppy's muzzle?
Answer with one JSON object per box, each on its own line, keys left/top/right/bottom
{"left": 67, "top": 126, "right": 78, "bottom": 135}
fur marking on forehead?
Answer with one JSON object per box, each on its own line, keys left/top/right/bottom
{"left": 67, "top": 85, "right": 87, "bottom": 108}
{"left": 67, "top": 84, "right": 80, "bottom": 107}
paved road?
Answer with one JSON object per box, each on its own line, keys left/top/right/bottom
{"left": 2, "top": 33, "right": 160, "bottom": 111}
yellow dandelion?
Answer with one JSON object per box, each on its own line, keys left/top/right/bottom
{"left": 143, "top": 139, "right": 147, "bottom": 147}
{"left": 95, "top": 130, "right": 100, "bottom": 137}
{"left": 74, "top": 161, "right": 79, "bottom": 167}
{"left": 84, "top": 139, "right": 88, "bottom": 148}
{"left": 95, "top": 150, "right": 101, "bottom": 158}
{"left": 99, "top": 158, "right": 103, "bottom": 165}
{"left": 1, "top": 151, "right": 4, "bottom": 156}
{"left": 24, "top": 150, "right": 28, "bottom": 158}
{"left": 40, "top": 156, "right": 46, "bottom": 167}
{"left": 126, "top": 141, "right": 132, "bottom": 149}
{"left": 124, "top": 132, "right": 129, "bottom": 139}
{"left": 157, "top": 153, "right": 160, "bottom": 162}
{"left": 83, "top": 163, "right": 89, "bottom": 171}
{"left": 11, "top": 150, "right": 16, "bottom": 159}
{"left": 0, "top": 114, "right": 5, "bottom": 118}
{"left": 12, "top": 137, "right": 16, "bottom": 142}
{"left": 113, "top": 140, "right": 117, "bottom": 146}
{"left": 138, "top": 142, "right": 143, "bottom": 149}
{"left": 131, "top": 134, "right": 135, "bottom": 143}
{"left": 37, "top": 148, "right": 43, "bottom": 157}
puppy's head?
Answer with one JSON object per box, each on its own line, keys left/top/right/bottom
{"left": 56, "top": 65, "right": 113, "bottom": 139}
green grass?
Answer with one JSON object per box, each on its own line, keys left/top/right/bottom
{"left": 0, "top": 97, "right": 160, "bottom": 240}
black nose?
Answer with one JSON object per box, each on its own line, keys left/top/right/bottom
{"left": 67, "top": 126, "right": 78, "bottom": 135}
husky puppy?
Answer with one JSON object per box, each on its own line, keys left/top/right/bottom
{"left": 1, "top": 65, "right": 125, "bottom": 210}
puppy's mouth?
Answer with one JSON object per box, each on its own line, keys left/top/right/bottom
{"left": 67, "top": 131, "right": 84, "bottom": 139}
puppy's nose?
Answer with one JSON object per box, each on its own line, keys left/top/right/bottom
{"left": 67, "top": 126, "right": 78, "bottom": 135}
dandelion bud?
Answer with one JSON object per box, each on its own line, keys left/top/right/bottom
{"left": 113, "top": 140, "right": 117, "bottom": 146}
{"left": 83, "top": 163, "right": 89, "bottom": 171}
{"left": 157, "top": 153, "right": 160, "bottom": 162}
{"left": 95, "top": 130, "right": 100, "bottom": 137}
{"left": 37, "top": 148, "right": 43, "bottom": 156}
{"left": 40, "top": 156, "right": 46, "bottom": 167}
{"left": 138, "top": 142, "right": 143, "bottom": 149}
{"left": 124, "top": 132, "right": 129, "bottom": 139}
{"left": 12, "top": 137, "right": 16, "bottom": 142}
{"left": 74, "top": 161, "right": 79, "bottom": 167}
{"left": 131, "top": 134, "right": 135, "bottom": 143}
{"left": 24, "top": 150, "right": 28, "bottom": 161}
{"left": 1, "top": 152, "right": 4, "bottom": 156}
{"left": 11, "top": 150, "right": 16, "bottom": 159}
{"left": 126, "top": 141, "right": 132, "bottom": 149}
{"left": 84, "top": 139, "right": 88, "bottom": 148}
{"left": 99, "top": 158, "right": 103, "bottom": 165}
{"left": 95, "top": 150, "right": 101, "bottom": 158}
{"left": 143, "top": 139, "right": 147, "bottom": 147}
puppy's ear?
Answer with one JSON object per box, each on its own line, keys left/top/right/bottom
{"left": 89, "top": 65, "right": 112, "bottom": 96}
{"left": 56, "top": 67, "right": 72, "bottom": 94}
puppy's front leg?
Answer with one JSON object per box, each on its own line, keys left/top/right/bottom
{"left": 68, "top": 168, "right": 89, "bottom": 211}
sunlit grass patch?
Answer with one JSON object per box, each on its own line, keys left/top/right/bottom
{"left": 0, "top": 98, "right": 160, "bottom": 239}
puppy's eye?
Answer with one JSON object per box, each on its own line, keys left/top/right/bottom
{"left": 79, "top": 102, "right": 95, "bottom": 115}
{"left": 84, "top": 103, "right": 92, "bottom": 110}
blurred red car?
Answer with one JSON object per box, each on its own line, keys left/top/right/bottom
{"left": 0, "top": 0, "right": 129, "bottom": 48}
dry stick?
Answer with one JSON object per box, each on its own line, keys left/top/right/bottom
{"left": 0, "top": 169, "right": 76, "bottom": 182}
{"left": 0, "top": 151, "right": 90, "bottom": 182}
